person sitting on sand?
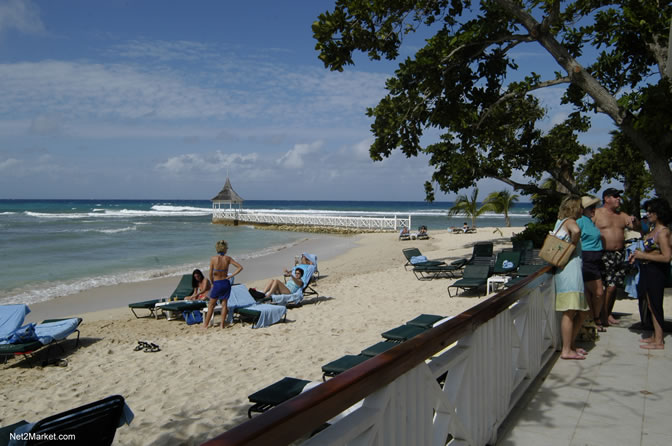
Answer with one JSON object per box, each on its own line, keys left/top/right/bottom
{"left": 463, "top": 222, "right": 470, "bottom": 233}
{"left": 203, "top": 240, "right": 243, "bottom": 329}
{"left": 283, "top": 254, "right": 315, "bottom": 277}
{"left": 263, "top": 268, "right": 303, "bottom": 298}
{"left": 184, "top": 269, "right": 211, "bottom": 301}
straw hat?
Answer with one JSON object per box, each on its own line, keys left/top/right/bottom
{"left": 581, "top": 196, "right": 600, "bottom": 208}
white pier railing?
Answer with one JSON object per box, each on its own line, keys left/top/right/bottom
{"left": 212, "top": 209, "right": 411, "bottom": 231}
{"left": 204, "top": 267, "right": 560, "bottom": 446}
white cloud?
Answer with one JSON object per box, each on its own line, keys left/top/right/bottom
{"left": 0, "top": 158, "right": 20, "bottom": 171}
{"left": 0, "top": 0, "right": 44, "bottom": 37}
{"left": 156, "top": 151, "right": 259, "bottom": 174}
{"left": 277, "top": 141, "right": 323, "bottom": 169}
{"left": 29, "top": 115, "right": 64, "bottom": 135}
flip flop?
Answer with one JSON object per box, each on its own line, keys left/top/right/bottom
{"left": 595, "top": 324, "right": 607, "bottom": 332}
{"left": 134, "top": 341, "right": 150, "bottom": 351}
{"left": 561, "top": 353, "right": 585, "bottom": 360}
{"left": 144, "top": 343, "right": 161, "bottom": 353}
{"left": 575, "top": 348, "right": 588, "bottom": 356}
{"left": 640, "top": 343, "right": 664, "bottom": 350}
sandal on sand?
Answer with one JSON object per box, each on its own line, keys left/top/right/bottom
{"left": 144, "top": 343, "right": 161, "bottom": 353}
{"left": 595, "top": 324, "right": 607, "bottom": 332}
{"left": 134, "top": 341, "right": 150, "bottom": 351}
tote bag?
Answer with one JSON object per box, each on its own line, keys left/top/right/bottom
{"left": 539, "top": 219, "right": 576, "bottom": 268}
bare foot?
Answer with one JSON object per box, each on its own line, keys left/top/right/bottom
{"left": 575, "top": 348, "right": 588, "bottom": 356}
{"left": 607, "top": 315, "right": 619, "bottom": 326}
{"left": 561, "top": 351, "right": 585, "bottom": 360}
{"left": 640, "top": 343, "right": 664, "bottom": 350}
{"left": 221, "top": 323, "right": 233, "bottom": 329}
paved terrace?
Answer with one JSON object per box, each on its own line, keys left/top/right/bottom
{"left": 497, "top": 311, "right": 672, "bottom": 446}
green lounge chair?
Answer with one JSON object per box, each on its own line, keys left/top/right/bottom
{"left": 321, "top": 354, "right": 370, "bottom": 381}
{"left": 360, "top": 341, "right": 397, "bottom": 357}
{"left": 412, "top": 258, "right": 467, "bottom": 280}
{"left": 0, "top": 395, "right": 131, "bottom": 446}
{"left": 402, "top": 247, "right": 445, "bottom": 270}
{"left": 468, "top": 241, "right": 494, "bottom": 266}
{"left": 406, "top": 314, "right": 445, "bottom": 328}
{"left": 128, "top": 274, "right": 194, "bottom": 318}
{"left": 247, "top": 377, "right": 311, "bottom": 418}
{"left": 492, "top": 250, "right": 522, "bottom": 275}
{"left": 447, "top": 264, "right": 491, "bottom": 297}
{"left": 381, "top": 324, "right": 429, "bottom": 342}
{"left": 505, "top": 264, "right": 547, "bottom": 287}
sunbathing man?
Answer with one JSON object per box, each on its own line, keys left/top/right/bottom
{"left": 594, "top": 188, "right": 634, "bottom": 326}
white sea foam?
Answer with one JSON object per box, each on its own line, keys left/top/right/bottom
{"left": 24, "top": 206, "right": 213, "bottom": 219}
{"left": 0, "top": 212, "right": 17, "bottom": 215}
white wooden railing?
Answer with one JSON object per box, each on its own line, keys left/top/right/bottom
{"left": 204, "top": 268, "right": 559, "bottom": 446}
{"left": 212, "top": 209, "right": 411, "bottom": 231}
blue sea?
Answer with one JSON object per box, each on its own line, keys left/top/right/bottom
{"left": 0, "top": 199, "right": 532, "bottom": 306}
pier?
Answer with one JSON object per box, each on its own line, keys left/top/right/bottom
{"left": 212, "top": 209, "right": 411, "bottom": 232}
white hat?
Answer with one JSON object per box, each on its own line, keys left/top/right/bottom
{"left": 581, "top": 196, "right": 600, "bottom": 208}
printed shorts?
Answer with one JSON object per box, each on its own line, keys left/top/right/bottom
{"left": 600, "top": 249, "right": 626, "bottom": 288}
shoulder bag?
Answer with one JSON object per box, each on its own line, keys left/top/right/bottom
{"left": 539, "top": 219, "right": 576, "bottom": 268}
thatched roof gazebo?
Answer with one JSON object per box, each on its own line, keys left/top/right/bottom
{"left": 211, "top": 177, "right": 244, "bottom": 210}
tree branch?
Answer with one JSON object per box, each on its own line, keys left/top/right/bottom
{"left": 477, "top": 76, "right": 571, "bottom": 127}
{"left": 441, "top": 34, "right": 534, "bottom": 65}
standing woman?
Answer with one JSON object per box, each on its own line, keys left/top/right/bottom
{"left": 554, "top": 196, "right": 590, "bottom": 360}
{"left": 629, "top": 198, "right": 671, "bottom": 349}
{"left": 578, "top": 196, "right": 606, "bottom": 332}
{"left": 204, "top": 240, "right": 243, "bottom": 329}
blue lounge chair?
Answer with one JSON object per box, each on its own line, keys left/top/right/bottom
{"left": 0, "top": 305, "right": 82, "bottom": 367}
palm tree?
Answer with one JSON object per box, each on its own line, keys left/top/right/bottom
{"left": 484, "top": 190, "right": 520, "bottom": 227}
{"left": 448, "top": 188, "right": 491, "bottom": 228}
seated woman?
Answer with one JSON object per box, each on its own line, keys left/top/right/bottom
{"left": 263, "top": 268, "right": 304, "bottom": 298}
{"left": 184, "top": 269, "right": 211, "bottom": 301}
{"left": 283, "top": 254, "right": 315, "bottom": 276}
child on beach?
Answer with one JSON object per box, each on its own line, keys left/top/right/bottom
{"left": 203, "top": 240, "right": 243, "bottom": 329}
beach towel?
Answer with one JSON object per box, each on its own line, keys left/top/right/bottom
{"left": 0, "top": 304, "right": 30, "bottom": 340}
{"left": 410, "top": 255, "right": 428, "bottom": 265}
{"left": 625, "top": 241, "right": 642, "bottom": 299}
{"left": 502, "top": 260, "right": 515, "bottom": 270}
{"left": 271, "top": 290, "right": 303, "bottom": 305}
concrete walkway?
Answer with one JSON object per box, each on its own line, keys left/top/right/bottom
{"left": 497, "top": 315, "right": 672, "bottom": 446}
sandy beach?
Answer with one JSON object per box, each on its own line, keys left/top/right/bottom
{"left": 1, "top": 227, "right": 660, "bottom": 446}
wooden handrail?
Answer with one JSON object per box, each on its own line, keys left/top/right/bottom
{"left": 202, "top": 266, "right": 552, "bottom": 446}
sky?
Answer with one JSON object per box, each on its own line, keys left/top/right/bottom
{"left": 0, "top": 0, "right": 616, "bottom": 201}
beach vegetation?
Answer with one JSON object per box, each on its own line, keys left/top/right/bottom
{"left": 313, "top": 0, "right": 672, "bottom": 206}
{"left": 447, "top": 188, "right": 491, "bottom": 228}
{"left": 484, "top": 190, "right": 519, "bottom": 227}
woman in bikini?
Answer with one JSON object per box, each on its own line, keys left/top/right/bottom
{"left": 263, "top": 268, "right": 303, "bottom": 298}
{"left": 203, "top": 240, "right": 243, "bottom": 329}
{"left": 184, "top": 269, "right": 211, "bottom": 301}
{"left": 629, "top": 198, "right": 671, "bottom": 350}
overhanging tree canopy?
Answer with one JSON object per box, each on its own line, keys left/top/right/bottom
{"left": 313, "top": 0, "right": 672, "bottom": 202}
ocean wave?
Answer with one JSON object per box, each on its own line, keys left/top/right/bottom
{"left": 24, "top": 207, "right": 213, "bottom": 219}
{"left": 0, "top": 212, "right": 17, "bottom": 215}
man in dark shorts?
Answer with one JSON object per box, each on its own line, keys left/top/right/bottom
{"left": 594, "top": 188, "right": 634, "bottom": 326}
